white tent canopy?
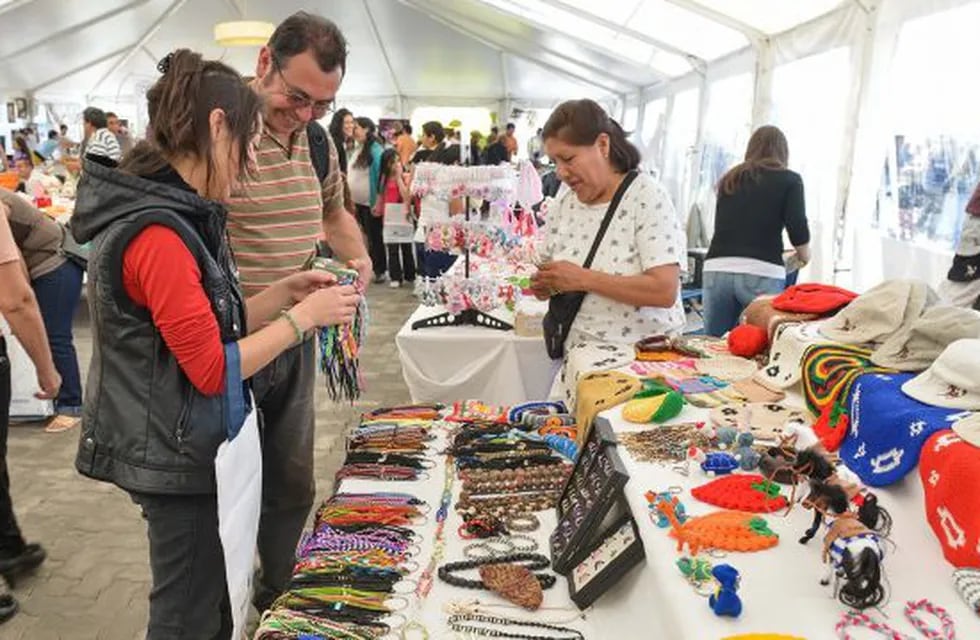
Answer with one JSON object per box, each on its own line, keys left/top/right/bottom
{"left": 2, "top": 0, "right": 978, "bottom": 291}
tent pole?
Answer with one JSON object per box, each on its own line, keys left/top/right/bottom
{"left": 663, "top": 0, "right": 765, "bottom": 43}
{"left": 31, "top": 44, "right": 135, "bottom": 93}
{"left": 362, "top": 0, "right": 405, "bottom": 102}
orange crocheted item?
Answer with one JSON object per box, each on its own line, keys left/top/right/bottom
{"left": 636, "top": 350, "right": 688, "bottom": 362}
{"left": 658, "top": 501, "right": 779, "bottom": 555}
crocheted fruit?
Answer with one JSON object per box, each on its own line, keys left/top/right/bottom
{"left": 691, "top": 474, "right": 788, "bottom": 513}
{"left": 657, "top": 500, "right": 779, "bottom": 555}
{"left": 622, "top": 392, "right": 684, "bottom": 424}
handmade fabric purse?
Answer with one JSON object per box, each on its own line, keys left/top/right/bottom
{"left": 543, "top": 171, "right": 637, "bottom": 359}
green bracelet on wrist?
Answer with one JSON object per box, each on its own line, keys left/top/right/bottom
{"left": 280, "top": 310, "right": 304, "bottom": 345}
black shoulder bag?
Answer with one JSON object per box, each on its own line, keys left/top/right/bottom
{"left": 543, "top": 170, "right": 638, "bottom": 360}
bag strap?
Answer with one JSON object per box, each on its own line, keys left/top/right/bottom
{"left": 307, "top": 120, "right": 330, "bottom": 183}
{"left": 583, "top": 170, "right": 638, "bottom": 269}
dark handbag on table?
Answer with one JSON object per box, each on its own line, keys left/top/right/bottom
{"left": 543, "top": 170, "right": 638, "bottom": 360}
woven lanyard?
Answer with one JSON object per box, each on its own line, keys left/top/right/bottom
{"left": 836, "top": 600, "right": 956, "bottom": 640}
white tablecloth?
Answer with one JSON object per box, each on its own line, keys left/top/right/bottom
{"left": 396, "top": 304, "right": 558, "bottom": 405}
{"left": 587, "top": 400, "right": 980, "bottom": 640}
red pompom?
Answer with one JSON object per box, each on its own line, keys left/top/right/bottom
{"left": 727, "top": 324, "right": 769, "bottom": 358}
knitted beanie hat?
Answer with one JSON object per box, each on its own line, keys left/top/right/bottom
{"left": 819, "top": 279, "right": 937, "bottom": 345}
{"left": 841, "top": 373, "right": 962, "bottom": 486}
{"left": 772, "top": 283, "right": 858, "bottom": 315}
{"left": 902, "top": 338, "right": 980, "bottom": 411}
{"left": 727, "top": 324, "right": 769, "bottom": 358}
{"left": 919, "top": 429, "right": 980, "bottom": 568}
{"left": 753, "top": 322, "right": 833, "bottom": 390}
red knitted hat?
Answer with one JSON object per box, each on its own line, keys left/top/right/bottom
{"left": 919, "top": 429, "right": 980, "bottom": 568}
{"left": 771, "top": 284, "right": 858, "bottom": 315}
{"left": 691, "top": 474, "right": 788, "bottom": 513}
{"left": 728, "top": 325, "right": 769, "bottom": 358}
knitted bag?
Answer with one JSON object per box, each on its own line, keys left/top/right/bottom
{"left": 479, "top": 563, "right": 544, "bottom": 610}
{"left": 919, "top": 429, "right": 980, "bottom": 568}
{"left": 841, "top": 373, "right": 961, "bottom": 487}
{"left": 709, "top": 402, "right": 811, "bottom": 442}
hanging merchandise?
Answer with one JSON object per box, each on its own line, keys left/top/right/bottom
{"left": 311, "top": 258, "right": 368, "bottom": 402}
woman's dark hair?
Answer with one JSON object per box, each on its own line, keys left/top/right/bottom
{"left": 83, "top": 107, "right": 108, "bottom": 129}
{"left": 719, "top": 125, "right": 789, "bottom": 195}
{"left": 422, "top": 121, "right": 445, "bottom": 144}
{"left": 352, "top": 116, "right": 381, "bottom": 170}
{"left": 329, "top": 108, "right": 352, "bottom": 172}
{"left": 542, "top": 99, "right": 640, "bottom": 173}
{"left": 120, "top": 49, "right": 262, "bottom": 196}
{"left": 378, "top": 147, "right": 399, "bottom": 191}
{"left": 269, "top": 11, "right": 348, "bottom": 76}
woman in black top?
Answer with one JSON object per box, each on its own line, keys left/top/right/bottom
{"left": 702, "top": 125, "right": 811, "bottom": 336}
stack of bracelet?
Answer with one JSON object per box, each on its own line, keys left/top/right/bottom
{"left": 336, "top": 411, "right": 439, "bottom": 481}
{"left": 448, "top": 422, "right": 572, "bottom": 522}
{"left": 257, "top": 492, "right": 425, "bottom": 638}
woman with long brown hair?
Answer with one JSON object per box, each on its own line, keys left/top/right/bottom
{"left": 71, "top": 50, "right": 360, "bottom": 638}
{"left": 702, "top": 125, "right": 811, "bottom": 336}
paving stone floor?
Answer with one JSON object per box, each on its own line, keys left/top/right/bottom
{"left": 2, "top": 283, "right": 418, "bottom": 640}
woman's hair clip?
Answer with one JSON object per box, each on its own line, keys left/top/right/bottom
{"left": 157, "top": 52, "right": 174, "bottom": 74}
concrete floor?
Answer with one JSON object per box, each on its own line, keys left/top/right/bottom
{"left": 2, "top": 283, "right": 417, "bottom": 640}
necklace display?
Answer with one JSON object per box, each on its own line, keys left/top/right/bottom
{"left": 446, "top": 613, "right": 585, "bottom": 640}
{"left": 618, "top": 422, "right": 712, "bottom": 464}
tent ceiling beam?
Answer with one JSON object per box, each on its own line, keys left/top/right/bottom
{"left": 224, "top": 0, "right": 244, "bottom": 17}
{"left": 499, "top": 51, "right": 510, "bottom": 98}
{"left": 31, "top": 45, "right": 134, "bottom": 93}
{"left": 663, "top": 0, "right": 766, "bottom": 43}
{"left": 535, "top": 0, "right": 706, "bottom": 69}
{"left": 141, "top": 45, "right": 159, "bottom": 65}
{"left": 400, "top": 0, "right": 625, "bottom": 96}
{"left": 410, "top": 0, "right": 641, "bottom": 90}
{"left": 361, "top": 0, "right": 404, "bottom": 99}
{"left": 88, "top": 0, "right": 191, "bottom": 96}
{"left": 0, "top": 0, "right": 152, "bottom": 64}
{"left": 0, "top": 0, "right": 36, "bottom": 18}
{"left": 850, "top": 0, "right": 873, "bottom": 14}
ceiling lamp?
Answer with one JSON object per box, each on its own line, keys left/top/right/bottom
{"left": 214, "top": 20, "right": 275, "bottom": 47}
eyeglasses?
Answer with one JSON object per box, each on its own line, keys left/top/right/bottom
{"left": 271, "top": 53, "right": 334, "bottom": 115}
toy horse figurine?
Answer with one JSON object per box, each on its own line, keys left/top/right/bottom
{"left": 821, "top": 513, "right": 886, "bottom": 609}
{"left": 772, "top": 447, "right": 892, "bottom": 544}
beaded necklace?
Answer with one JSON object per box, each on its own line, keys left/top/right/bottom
{"left": 446, "top": 613, "right": 584, "bottom": 640}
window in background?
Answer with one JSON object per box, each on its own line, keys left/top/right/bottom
{"left": 874, "top": 2, "right": 980, "bottom": 251}
{"left": 623, "top": 105, "right": 639, "bottom": 145}
{"left": 770, "top": 46, "right": 851, "bottom": 280}
{"left": 661, "top": 88, "right": 700, "bottom": 218}
{"left": 640, "top": 98, "right": 667, "bottom": 174}
{"left": 695, "top": 72, "right": 754, "bottom": 237}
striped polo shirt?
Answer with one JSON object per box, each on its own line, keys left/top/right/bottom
{"left": 226, "top": 126, "right": 344, "bottom": 296}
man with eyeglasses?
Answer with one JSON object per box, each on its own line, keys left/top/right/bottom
{"left": 224, "top": 11, "right": 371, "bottom": 614}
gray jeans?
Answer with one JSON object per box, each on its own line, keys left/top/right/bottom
{"left": 250, "top": 337, "right": 317, "bottom": 612}
{"left": 130, "top": 492, "right": 232, "bottom": 640}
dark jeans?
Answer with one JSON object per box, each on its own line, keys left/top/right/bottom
{"left": 355, "top": 204, "right": 387, "bottom": 278}
{"left": 31, "top": 261, "right": 84, "bottom": 413}
{"left": 386, "top": 243, "right": 416, "bottom": 283}
{"left": 250, "top": 338, "right": 317, "bottom": 612}
{"left": 0, "top": 338, "right": 25, "bottom": 554}
{"left": 414, "top": 242, "right": 457, "bottom": 278}
{"left": 130, "top": 491, "right": 231, "bottom": 640}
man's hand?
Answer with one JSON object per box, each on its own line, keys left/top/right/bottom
{"left": 35, "top": 365, "right": 61, "bottom": 400}
{"left": 347, "top": 258, "right": 373, "bottom": 287}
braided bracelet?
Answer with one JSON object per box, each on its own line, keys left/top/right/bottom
{"left": 447, "top": 613, "right": 584, "bottom": 640}
{"left": 438, "top": 553, "right": 556, "bottom": 590}
{"left": 904, "top": 599, "right": 956, "bottom": 640}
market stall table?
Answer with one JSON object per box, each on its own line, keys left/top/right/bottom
{"left": 584, "top": 400, "right": 980, "bottom": 639}
{"left": 396, "top": 304, "right": 558, "bottom": 405}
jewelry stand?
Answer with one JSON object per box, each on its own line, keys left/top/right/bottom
{"left": 413, "top": 194, "right": 514, "bottom": 331}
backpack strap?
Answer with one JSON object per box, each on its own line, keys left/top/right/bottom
{"left": 306, "top": 120, "right": 331, "bottom": 183}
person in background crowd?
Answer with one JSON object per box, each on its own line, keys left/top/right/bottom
{"left": 486, "top": 125, "right": 499, "bottom": 146}
{"left": 0, "top": 200, "right": 59, "bottom": 626}
{"left": 484, "top": 133, "right": 508, "bottom": 166}
{"left": 71, "top": 49, "right": 360, "bottom": 639}
{"left": 12, "top": 157, "right": 32, "bottom": 194}
{"left": 106, "top": 112, "right": 133, "bottom": 157}
{"left": 0, "top": 188, "right": 84, "bottom": 432}
{"left": 12, "top": 136, "right": 34, "bottom": 167}
{"left": 13, "top": 156, "right": 59, "bottom": 197}
{"left": 501, "top": 122, "right": 518, "bottom": 160}
{"left": 469, "top": 130, "right": 483, "bottom": 166}
{"left": 350, "top": 116, "right": 386, "bottom": 282}
{"left": 36, "top": 131, "right": 59, "bottom": 161}
{"left": 531, "top": 99, "right": 685, "bottom": 345}
{"left": 81, "top": 107, "right": 122, "bottom": 163}
{"left": 527, "top": 127, "right": 544, "bottom": 164}
{"left": 57, "top": 124, "right": 76, "bottom": 155}
{"left": 377, "top": 148, "right": 415, "bottom": 288}
{"left": 394, "top": 121, "right": 416, "bottom": 168}
{"left": 702, "top": 125, "right": 811, "bottom": 337}
{"left": 413, "top": 121, "right": 462, "bottom": 278}
{"left": 224, "top": 12, "right": 371, "bottom": 614}
{"left": 328, "top": 108, "right": 354, "bottom": 174}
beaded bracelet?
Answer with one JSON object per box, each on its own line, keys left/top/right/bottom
{"left": 446, "top": 613, "right": 584, "bottom": 640}
{"left": 505, "top": 514, "right": 541, "bottom": 533}
{"left": 438, "top": 553, "right": 556, "bottom": 590}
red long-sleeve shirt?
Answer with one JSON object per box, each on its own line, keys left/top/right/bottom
{"left": 122, "top": 224, "right": 226, "bottom": 395}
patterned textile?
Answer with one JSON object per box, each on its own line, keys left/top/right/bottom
{"left": 920, "top": 429, "right": 980, "bottom": 568}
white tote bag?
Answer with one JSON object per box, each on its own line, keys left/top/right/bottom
{"left": 383, "top": 201, "right": 415, "bottom": 244}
